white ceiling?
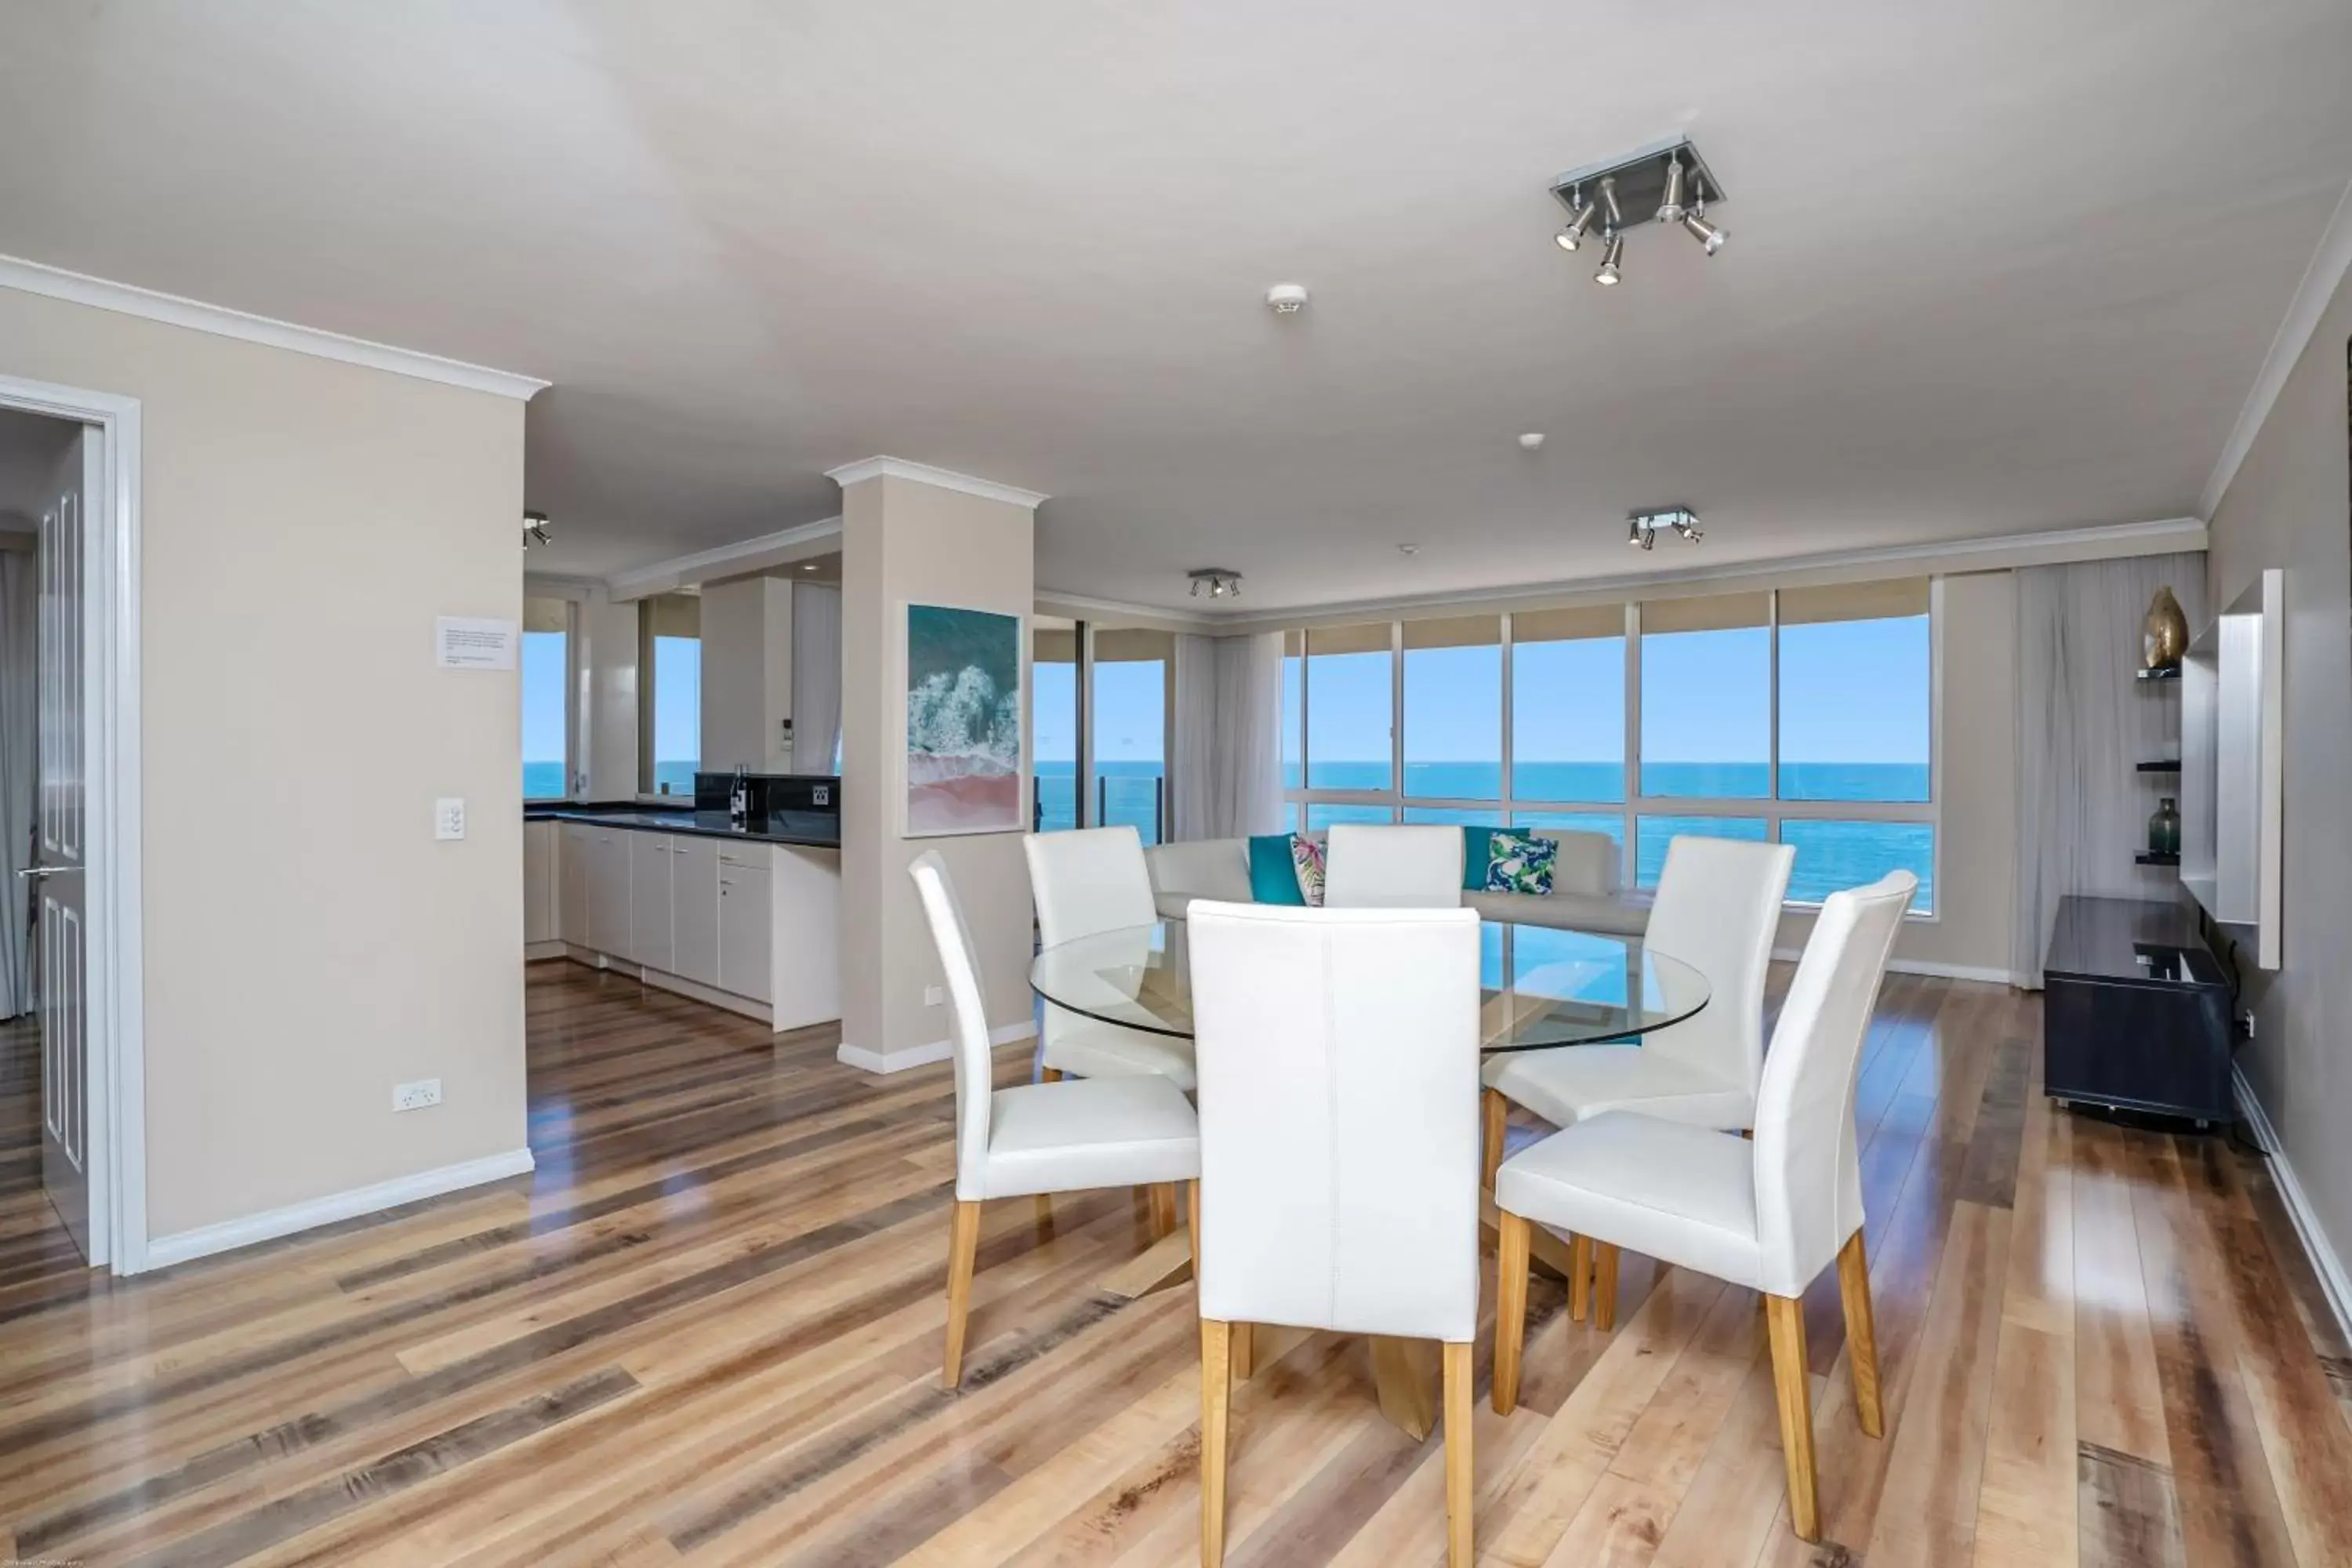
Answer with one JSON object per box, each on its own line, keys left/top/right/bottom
{"left": 2, "top": 2, "right": 2348, "bottom": 612}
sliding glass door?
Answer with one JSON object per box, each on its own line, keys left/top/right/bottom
{"left": 1033, "top": 619, "right": 1081, "bottom": 832}
{"left": 1091, "top": 628, "right": 1171, "bottom": 846}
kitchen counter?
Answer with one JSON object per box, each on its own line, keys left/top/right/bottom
{"left": 524, "top": 802, "right": 840, "bottom": 850}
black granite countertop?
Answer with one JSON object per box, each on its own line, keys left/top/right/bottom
{"left": 524, "top": 802, "right": 840, "bottom": 850}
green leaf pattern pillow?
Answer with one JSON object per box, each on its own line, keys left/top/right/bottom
{"left": 1482, "top": 829, "right": 1557, "bottom": 896}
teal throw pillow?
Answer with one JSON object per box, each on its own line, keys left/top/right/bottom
{"left": 1248, "top": 833, "right": 1308, "bottom": 905}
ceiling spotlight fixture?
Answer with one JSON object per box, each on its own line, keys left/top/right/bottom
{"left": 1554, "top": 185, "right": 1596, "bottom": 252}
{"left": 1548, "top": 137, "right": 1726, "bottom": 286}
{"left": 1398, "top": 543, "right": 1421, "bottom": 557}
{"left": 522, "top": 510, "right": 552, "bottom": 548}
{"left": 1680, "top": 199, "right": 1726, "bottom": 256}
{"left": 1657, "top": 154, "right": 1687, "bottom": 223}
{"left": 1630, "top": 506, "right": 1702, "bottom": 550}
{"left": 801, "top": 561, "right": 819, "bottom": 572}
{"left": 1265, "top": 283, "right": 1309, "bottom": 314}
{"left": 1594, "top": 229, "right": 1624, "bottom": 286}
{"left": 1188, "top": 568, "right": 1243, "bottom": 600}
{"left": 1517, "top": 432, "right": 1546, "bottom": 450}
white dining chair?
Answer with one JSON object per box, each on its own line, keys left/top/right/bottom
{"left": 1026, "top": 826, "right": 1197, "bottom": 1091}
{"left": 1187, "top": 898, "right": 1483, "bottom": 1568}
{"left": 1320, "top": 822, "right": 1465, "bottom": 909}
{"left": 1490, "top": 870, "right": 1915, "bottom": 1544}
{"left": 909, "top": 851, "right": 1201, "bottom": 1389}
{"left": 1480, "top": 835, "right": 1793, "bottom": 1316}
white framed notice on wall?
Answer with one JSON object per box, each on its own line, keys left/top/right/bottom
{"left": 436, "top": 615, "right": 519, "bottom": 670}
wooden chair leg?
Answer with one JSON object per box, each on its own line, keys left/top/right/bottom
{"left": 1838, "top": 1229, "right": 1883, "bottom": 1439}
{"left": 1232, "top": 1322, "right": 1255, "bottom": 1380}
{"left": 1040, "top": 1065, "right": 1063, "bottom": 1083}
{"left": 1200, "top": 1317, "right": 1233, "bottom": 1567}
{"left": 1150, "top": 1182, "right": 1178, "bottom": 1238}
{"left": 1187, "top": 1179, "right": 1203, "bottom": 1283}
{"left": 1568, "top": 1232, "right": 1592, "bottom": 1323}
{"left": 1592, "top": 1241, "right": 1621, "bottom": 1333}
{"left": 1764, "top": 1293, "right": 1820, "bottom": 1541}
{"left": 942, "top": 1199, "right": 982, "bottom": 1389}
{"left": 1481, "top": 1088, "right": 1507, "bottom": 1191}
{"left": 1493, "top": 1210, "right": 1530, "bottom": 1414}
{"left": 1443, "top": 1340, "right": 1475, "bottom": 1568}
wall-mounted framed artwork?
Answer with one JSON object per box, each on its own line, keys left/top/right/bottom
{"left": 905, "top": 602, "right": 1025, "bottom": 837}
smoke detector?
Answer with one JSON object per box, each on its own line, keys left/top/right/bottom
{"left": 1265, "top": 283, "right": 1309, "bottom": 314}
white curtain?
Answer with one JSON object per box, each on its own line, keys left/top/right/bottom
{"left": 790, "top": 581, "right": 843, "bottom": 774}
{"left": 2013, "top": 552, "right": 2206, "bottom": 986}
{"left": 0, "top": 552, "right": 31, "bottom": 1016}
{"left": 1171, "top": 631, "right": 1285, "bottom": 840}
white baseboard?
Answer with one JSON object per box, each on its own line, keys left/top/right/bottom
{"left": 838, "top": 1020, "right": 1036, "bottom": 1076}
{"left": 2234, "top": 1065, "right": 2352, "bottom": 1343}
{"left": 524, "top": 939, "right": 567, "bottom": 960}
{"left": 1772, "top": 948, "right": 2016, "bottom": 985}
{"left": 143, "top": 1147, "right": 536, "bottom": 1272}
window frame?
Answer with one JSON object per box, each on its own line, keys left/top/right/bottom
{"left": 637, "top": 591, "right": 704, "bottom": 799}
{"left": 521, "top": 597, "right": 578, "bottom": 803}
{"left": 1281, "top": 581, "right": 1943, "bottom": 917}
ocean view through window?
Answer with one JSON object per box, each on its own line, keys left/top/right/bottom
{"left": 1278, "top": 585, "right": 1936, "bottom": 911}
{"left": 521, "top": 598, "right": 568, "bottom": 799}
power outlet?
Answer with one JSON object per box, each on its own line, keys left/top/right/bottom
{"left": 434, "top": 797, "right": 466, "bottom": 841}
{"left": 393, "top": 1078, "right": 443, "bottom": 1112}
{"left": 924, "top": 985, "right": 945, "bottom": 1007}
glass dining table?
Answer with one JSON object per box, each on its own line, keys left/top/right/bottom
{"left": 1028, "top": 916, "right": 1710, "bottom": 1053}
{"left": 1028, "top": 913, "right": 1711, "bottom": 1442}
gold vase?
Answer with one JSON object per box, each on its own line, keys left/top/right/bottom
{"left": 2143, "top": 586, "right": 2187, "bottom": 671}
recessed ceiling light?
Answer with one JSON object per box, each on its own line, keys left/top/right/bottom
{"left": 801, "top": 562, "right": 818, "bottom": 572}
{"left": 1398, "top": 543, "right": 1421, "bottom": 557}
{"left": 1518, "top": 432, "right": 1546, "bottom": 451}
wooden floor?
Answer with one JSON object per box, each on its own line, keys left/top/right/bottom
{"left": 3, "top": 963, "right": 2350, "bottom": 1566}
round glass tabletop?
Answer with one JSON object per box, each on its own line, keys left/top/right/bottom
{"left": 1028, "top": 917, "right": 1709, "bottom": 1054}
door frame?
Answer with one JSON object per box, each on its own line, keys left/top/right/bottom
{"left": 0, "top": 370, "right": 145, "bottom": 1274}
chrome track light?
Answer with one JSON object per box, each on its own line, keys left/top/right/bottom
{"left": 1187, "top": 568, "right": 1242, "bottom": 600}
{"left": 1631, "top": 507, "right": 1701, "bottom": 549}
{"left": 1595, "top": 176, "right": 1623, "bottom": 232}
{"left": 1681, "top": 200, "right": 1726, "bottom": 256}
{"left": 1555, "top": 185, "right": 1598, "bottom": 252}
{"left": 1657, "top": 154, "right": 1686, "bottom": 223}
{"left": 1628, "top": 517, "right": 1656, "bottom": 550}
{"left": 1594, "top": 229, "right": 1624, "bottom": 286}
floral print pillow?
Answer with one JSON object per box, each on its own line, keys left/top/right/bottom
{"left": 1482, "top": 829, "right": 1558, "bottom": 896}
{"left": 1290, "top": 833, "right": 1328, "bottom": 906}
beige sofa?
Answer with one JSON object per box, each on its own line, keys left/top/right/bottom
{"left": 1142, "top": 827, "right": 1648, "bottom": 937}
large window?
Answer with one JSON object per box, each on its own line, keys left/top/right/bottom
{"left": 1033, "top": 621, "right": 1081, "bottom": 833}
{"left": 1091, "top": 628, "right": 1171, "bottom": 846}
{"left": 521, "top": 597, "right": 570, "bottom": 800}
{"left": 1282, "top": 581, "right": 1936, "bottom": 913}
{"left": 640, "top": 592, "right": 702, "bottom": 796}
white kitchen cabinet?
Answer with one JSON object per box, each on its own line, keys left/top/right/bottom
{"left": 524, "top": 821, "right": 559, "bottom": 946}
{"left": 585, "top": 829, "right": 633, "bottom": 959}
{"left": 717, "top": 853, "right": 773, "bottom": 1004}
{"left": 673, "top": 837, "right": 721, "bottom": 987}
{"left": 559, "top": 823, "right": 591, "bottom": 943}
{"left": 630, "top": 833, "right": 676, "bottom": 974}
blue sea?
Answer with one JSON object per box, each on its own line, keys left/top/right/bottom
{"left": 523, "top": 760, "right": 695, "bottom": 800}
{"left": 1039, "top": 759, "right": 1933, "bottom": 910}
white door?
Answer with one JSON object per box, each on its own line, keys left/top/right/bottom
{"left": 34, "top": 429, "right": 93, "bottom": 1261}
{"left": 629, "top": 833, "right": 674, "bottom": 974}
{"left": 560, "top": 823, "right": 590, "bottom": 942}
{"left": 717, "top": 853, "right": 772, "bottom": 1003}
{"left": 673, "top": 837, "right": 720, "bottom": 987}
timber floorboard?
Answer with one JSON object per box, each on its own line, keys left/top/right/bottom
{"left": 1, "top": 960, "right": 2347, "bottom": 1563}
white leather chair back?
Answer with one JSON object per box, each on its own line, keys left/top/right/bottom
{"left": 1188, "top": 901, "right": 1483, "bottom": 1341}
{"left": 907, "top": 851, "right": 999, "bottom": 1202}
{"left": 1751, "top": 870, "right": 1915, "bottom": 1295}
{"left": 1640, "top": 836, "right": 1795, "bottom": 1090}
{"left": 1143, "top": 837, "right": 1253, "bottom": 904}
{"left": 1026, "top": 826, "right": 1159, "bottom": 1049}
{"left": 1321, "top": 823, "right": 1465, "bottom": 909}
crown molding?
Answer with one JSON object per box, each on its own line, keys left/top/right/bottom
{"left": 2201, "top": 176, "right": 2352, "bottom": 519}
{"left": 824, "top": 455, "right": 1048, "bottom": 510}
{"left": 0, "top": 254, "right": 549, "bottom": 401}
{"left": 1033, "top": 587, "right": 1221, "bottom": 632}
{"left": 1196, "top": 516, "right": 2209, "bottom": 633}
{"left": 604, "top": 516, "right": 843, "bottom": 601}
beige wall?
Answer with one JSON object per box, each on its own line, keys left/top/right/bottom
{"left": 0, "top": 285, "right": 529, "bottom": 1240}
{"left": 1774, "top": 568, "right": 2016, "bottom": 976}
{"left": 840, "top": 474, "right": 1035, "bottom": 1066}
{"left": 2205, "top": 263, "right": 2352, "bottom": 1274}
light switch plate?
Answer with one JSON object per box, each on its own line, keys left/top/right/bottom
{"left": 393, "top": 1078, "right": 443, "bottom": 1112}
{"left": 434, "top": 797, "right": 466, "bottom": 840}
{"left": 924, "top": 985, "right": 945, "bottom": 1007}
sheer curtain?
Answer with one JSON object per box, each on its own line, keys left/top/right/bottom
{"left": 1171, "top": 632, "right": 1284, "bottom": 840}
{"left": 2013, "top": 551, "right": 2206, "bottom": 985}
{"left": 790, "top": 582, "right": 843, "bottom": 774}
{"left": 0, "top": 550, "right": 31, "bottom": 1015}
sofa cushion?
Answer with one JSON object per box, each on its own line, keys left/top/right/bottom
{"left": 1248, "top": 833, "right": 1308, "bottom": 906}
{"left": 1465, "top": 888, "right": 1648, "bottom": 937}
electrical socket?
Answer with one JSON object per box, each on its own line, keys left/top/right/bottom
{"left": 924, "top": 985, "right": 945, "bottom": 1007}
{"left": 434, "top": 797, "right": 466, "bottom": 841}
{"left": 2238, "top": 1010, "right": 2256, "bottom": 1040}
{"left": 393, "top": 1078, "right": 443, "bottom": 1112}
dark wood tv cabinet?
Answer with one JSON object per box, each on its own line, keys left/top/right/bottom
{"left": 2042, "top": 895, "right": 2234, "bottom": 1125}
